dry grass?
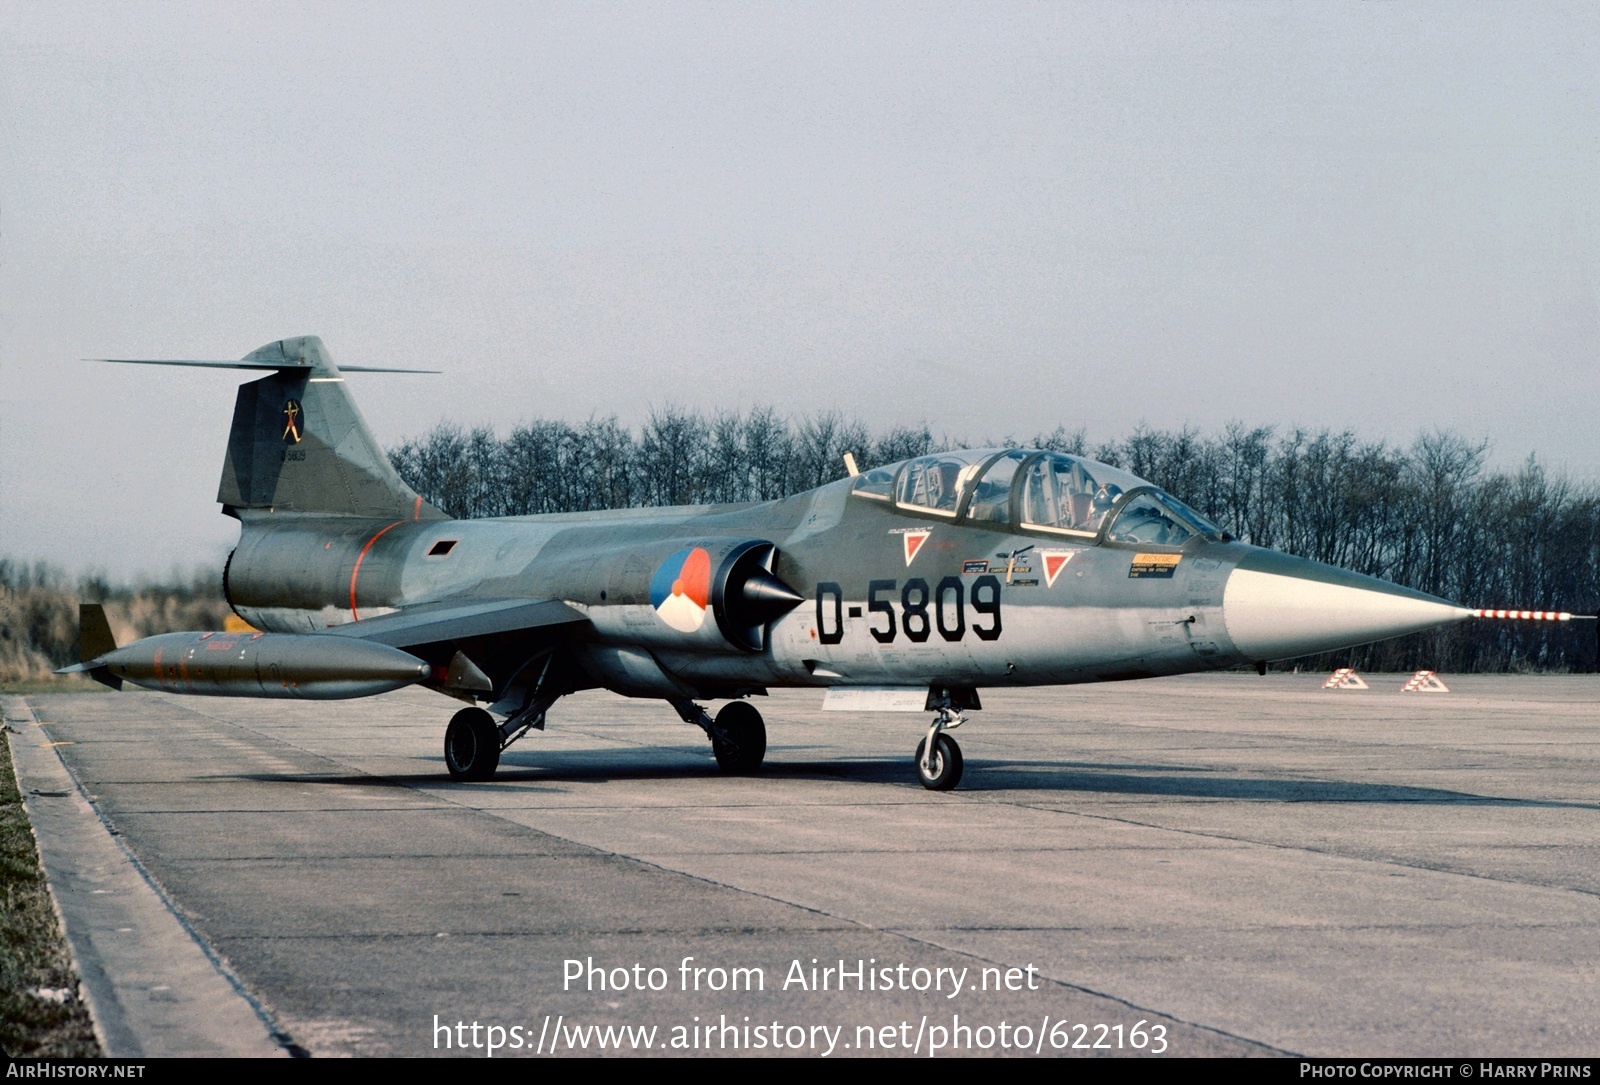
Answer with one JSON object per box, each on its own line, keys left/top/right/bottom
{"left": 0, "top": 564, "right": 228, "bottom": 1054}
{"left": 0, "top": 562, "right": 231, "bottom": 689}
{"left": 0, "top": 718, "right": 101, "bottom": 1056}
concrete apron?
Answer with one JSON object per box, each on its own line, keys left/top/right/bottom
{"left": 4, "top": 695, "right": 289, "bottom": 1058}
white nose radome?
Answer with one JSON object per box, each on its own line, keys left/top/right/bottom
{"left": 1223, "top": 557, "right": 1474, "bottom": 661}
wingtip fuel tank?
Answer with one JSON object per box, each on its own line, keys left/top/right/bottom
{"left": 62, "top": 630, "right": 431, "bottom": 699}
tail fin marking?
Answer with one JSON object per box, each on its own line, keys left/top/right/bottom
{"left": 213, "top": 337, "right": 446, "bottom": 521}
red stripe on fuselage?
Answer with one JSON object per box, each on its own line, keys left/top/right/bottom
{"left": 349, "top": 521, "right": 406, "bottom": 620}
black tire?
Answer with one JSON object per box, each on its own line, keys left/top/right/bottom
{"left": 444, "top": 707, "right": 501, "bottom": 781}
{"left": 914, "top": 734, "right": 963, "bottom": 791}
{"left": 711, "top": 701, "right": 766, "bottom": 774}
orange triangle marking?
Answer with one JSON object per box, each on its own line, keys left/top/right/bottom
{"left": 903, "top": 530, "right": 930, "bottom": 566}
{"left": 1042, "top": 551, "right": 1074, "bottom": 587}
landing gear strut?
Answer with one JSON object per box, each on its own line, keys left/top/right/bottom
{"left": 671, "top": 698, "right": 767, "bottom": 774}
{"left": 443, "top": 654, "right": 564, "bottom": 782}
{"left": 914, "top": 690, "right": 967, "bottom": 790}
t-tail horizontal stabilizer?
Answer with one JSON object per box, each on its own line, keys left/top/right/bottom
{"left": 90, "top": 335, "right": 440, "bottom": 374}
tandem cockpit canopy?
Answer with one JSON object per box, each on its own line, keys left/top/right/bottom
{"left": 849, "top": 448, "right": 1226, "bottom": 546}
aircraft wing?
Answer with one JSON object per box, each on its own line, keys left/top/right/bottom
{"left": 316, "top": 598, "right": 587, "bottom": 650}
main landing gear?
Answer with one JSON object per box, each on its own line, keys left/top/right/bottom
{"left": 443, "top": 680, "right": 560, "bottom": 782}
{"left": 914, "top": 691, "right": 968, "bottom": 791}
{"left": 711, "top": 702, "right": 767, "bottom": 773}
{"left": 671, "top": 698, "right": 767, "bottom": 774}
{"left": 444, "top": 695, "right": 769, "bottom": 782}
{"left": 444, "top": 707, "right": 500, "bottom": 781}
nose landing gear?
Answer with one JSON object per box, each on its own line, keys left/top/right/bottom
{"left": 914, "top": 732, "right": 963, "bottom": 790}
{"left": 915, "top": 689, "right": 968, "bottom": 790}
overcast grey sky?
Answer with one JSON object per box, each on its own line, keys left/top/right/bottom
{"left": 2, "top": 1, "right": 1597, "bottom": 579}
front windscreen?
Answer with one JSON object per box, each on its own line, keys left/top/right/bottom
{"left": 1107, "top": 491, "right": 1224, "bottom": 546}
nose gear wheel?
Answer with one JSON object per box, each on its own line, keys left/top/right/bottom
{"left": 914, "top": 733, "right": 963, "bottom": 790}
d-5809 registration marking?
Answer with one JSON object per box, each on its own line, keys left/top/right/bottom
{"left": 814, "top": 576, "right": 1002, "bottom": 645}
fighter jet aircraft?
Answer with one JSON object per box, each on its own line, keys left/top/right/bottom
{"left": 64, "top": 336, "right": 1475, "bottom": 789}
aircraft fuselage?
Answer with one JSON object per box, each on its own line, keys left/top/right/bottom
{"left": 223, "top": 474, "right": 1463, "bottom": 701}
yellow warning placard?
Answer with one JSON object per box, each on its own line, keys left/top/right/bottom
{"left": 1129, "top": 553, "right": 1182, "bottom": 579}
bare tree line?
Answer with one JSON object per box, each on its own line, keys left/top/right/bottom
{"left": 390, "top": 411, "right": 1600, "bottom": 674}
{"left": 387, "top": 410, "right": 944, "bottom": 516}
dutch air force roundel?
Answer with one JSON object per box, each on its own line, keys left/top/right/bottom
{"left": 650, "top": 547, "right": 713, "bottom": 632}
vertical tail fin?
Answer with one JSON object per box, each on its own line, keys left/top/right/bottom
{"left": 97, "top": 336, "right": 447, "bottom": 520}
{"left": 218, "top": 337, "right": 445, "bottom": 520}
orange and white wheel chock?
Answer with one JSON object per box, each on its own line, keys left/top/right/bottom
{"left": 1402, "top": 670, "right": 1450, "bottom": 693}
{"left": 1323, "top": 668, "right": 1368, "bottom": 690}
